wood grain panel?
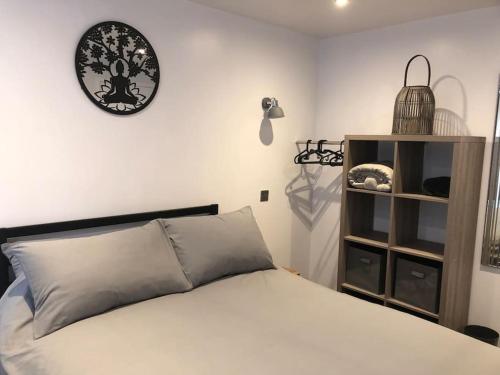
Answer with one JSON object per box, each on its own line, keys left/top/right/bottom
{"left": 338, "top": 135, "right": 485, "bottom": 330}
{"left": 440, "top": 141, "right": 485, "bottom": 330}
{"left": 346, "top": 135, "right": 485, "bottom": 143}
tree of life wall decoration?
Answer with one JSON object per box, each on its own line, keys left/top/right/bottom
{"left": 75, "top": 21, "right": 160, "bottom": 115}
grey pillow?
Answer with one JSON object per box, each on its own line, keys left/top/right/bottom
{"left": 2, "top": 223, "right": 144, "bottom": 279}
{"left": 1, "top": 246, "right": 23, "bottom": 279}
{"left": 6, "top": 220, "right": 192, "bottom": 338}
{"left": 160, "top": 206, "right": 274, "bottom": 287}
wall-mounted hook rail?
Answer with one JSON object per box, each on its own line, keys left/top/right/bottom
{"left": 295, "top": 140, "right": 343, "bottom": 146}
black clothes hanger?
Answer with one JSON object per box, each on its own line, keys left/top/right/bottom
{"left": 294, "top": 140, "right": 316, "bottom": 164}
{"left": 294, "top": 140, "right": 344, "bottom": 167}
{"left": 319, "top": 141, "right": 344, "bottom": 167}
{"left": 317, "top": 139, "right": 334, "bottom": 159}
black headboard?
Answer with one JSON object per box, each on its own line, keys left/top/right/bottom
{"left": 0, "top": 204, "right": 218, "bottom": 297}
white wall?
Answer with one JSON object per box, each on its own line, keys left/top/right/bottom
{"left": 308, "top": 7, "right": 500, "bottom": 331}
{"left": 2, "top": 0, "right": 499, "bottom": 332}
{"left": 0, "top": 0, "right": 318, "bottom": 266}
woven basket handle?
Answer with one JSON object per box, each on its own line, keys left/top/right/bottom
{"left": 404, "top": 54, "right": 431, "bottom": 87}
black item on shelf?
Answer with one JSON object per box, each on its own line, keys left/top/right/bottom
{"left": 464, "top": 325, "right": 499, "bottom": 346}
{"left": 423, "top": 176, "right": 451, "bottom": 198}
{"left": 346, "top": 243, "right": 386, "bottom": 294}
{"left": 393, "top": 254, "right": 442, "bottom": 314}
{"left": 393, "top": 55, "right": 435, "bottom": 135}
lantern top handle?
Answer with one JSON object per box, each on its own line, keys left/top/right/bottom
{"left": 404, "top": 54, "right": 431, "bottom": 87}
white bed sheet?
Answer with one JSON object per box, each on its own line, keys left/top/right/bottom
{"left": 1, "top": 269, "right": 499, "bottom": 375}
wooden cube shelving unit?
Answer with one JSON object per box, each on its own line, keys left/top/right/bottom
{"left": 338, "top": 135, "right": 485, "bottom": 331}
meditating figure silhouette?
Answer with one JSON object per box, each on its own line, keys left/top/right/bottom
{"left": 103, "top": 60, "right": 138, "bottom": 105}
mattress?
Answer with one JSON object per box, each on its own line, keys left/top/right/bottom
{"left": 1, "top": 268, "right": 499, "bottom": 375}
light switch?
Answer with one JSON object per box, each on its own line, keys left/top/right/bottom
{"left": 260, "top": 190, "right": 269, "bottom": 202}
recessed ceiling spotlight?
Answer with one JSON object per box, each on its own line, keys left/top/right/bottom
{"left": 335, "top": 0, "right": 350, "bottom": 8}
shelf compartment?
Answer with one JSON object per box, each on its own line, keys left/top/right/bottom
{"left": 391, "top": 254, "right": 442, "bottom": 315}
{"left": 393, "top": 198, "right": 447, "bottom": 256}
{"left": 395, "top": 141, "right": 453, "bottom": 197}
{"left": 345, "top": 135, "right": 484, "bottom": 143}
{"left": 345, "top": 233, "right": 388, "bottom": 249}
{"left": 341, "top": 283, "right": 385, "bottom": 301}
{"left": 347, "top": 140, "right": 395, "bottom": 171}
{"left": 345, "top": 242, "right": 387, "bottom": 294}
{"left": 394, "top": 193, "right": 448, "bottom": 205}
{"left": 346, "top": 191, "right": 391, "bottom": 247}
{"left": 387, "top": 298, "right": 440, "bottom": 320}
{"left": 390, "top": 241, "right": 444, "bottom": 262}
{"left": 342, "top": 286, "right": 385, "bottom": 306}
{"left": 346, "top": 188, "right": 392, "bottom": 197}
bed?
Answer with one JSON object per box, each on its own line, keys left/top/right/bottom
{"left": 1, "top": 205, "right": 499, "bottom": 375}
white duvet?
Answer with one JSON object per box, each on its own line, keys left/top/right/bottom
{"left": 1, "top": 269, "right": 499, "bottom": 375}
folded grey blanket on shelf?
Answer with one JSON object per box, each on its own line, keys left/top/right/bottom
{"left": 348, "top": 163, "right": 393, "bottom": 192}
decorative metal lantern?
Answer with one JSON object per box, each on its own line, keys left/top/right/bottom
{"left": 393, "top": 55, "right": 435, "bottom": 135}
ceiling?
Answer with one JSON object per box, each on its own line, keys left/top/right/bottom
{"left": 189, "top": 0, "right": 500, "bottom": 38}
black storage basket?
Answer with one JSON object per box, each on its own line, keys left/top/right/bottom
{"left": 393, "top": 55, "right": 435, "bottom": 135}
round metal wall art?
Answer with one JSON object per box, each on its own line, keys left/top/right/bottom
{"left": 75, "top": 21, "right": 160, "bottom": 115}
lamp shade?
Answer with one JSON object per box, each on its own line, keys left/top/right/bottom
{"left": 262, "top": 97, "right": 285, "bottom": 119}
{"left": 268, "top": 105, "right": 285, "bottom": 119}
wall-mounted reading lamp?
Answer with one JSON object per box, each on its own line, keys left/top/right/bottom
{"left": 262, "top": 97, "right": 285, "bottom": 119}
